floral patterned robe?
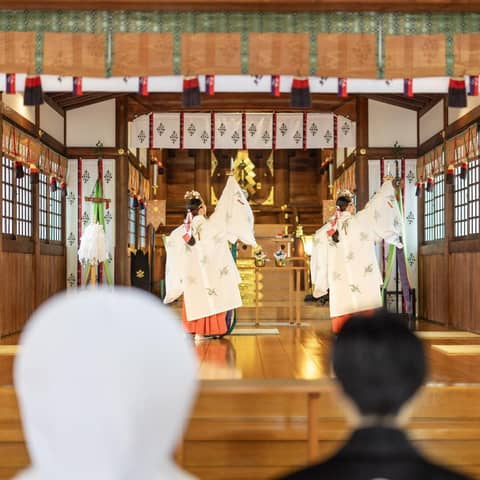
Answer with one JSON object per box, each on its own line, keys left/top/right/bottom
{"left": 164, "top": 177, "right": 256, "bottom": 321}
{"left": 311, "top": 180, "right": 403, "bottom": 318}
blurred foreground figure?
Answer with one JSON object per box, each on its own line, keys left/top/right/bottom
{"left": 280, "top": 311, "right": 471, "bottom": 480}
{"left": 14, "top": 288, "right": 198, "bottom": 480}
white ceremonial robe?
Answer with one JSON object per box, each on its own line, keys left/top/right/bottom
{"left": 164, "top": 177, "right": 256, "bottom": 321}
{"left": 311, "top": 180, "right": 403, "bottom": 318}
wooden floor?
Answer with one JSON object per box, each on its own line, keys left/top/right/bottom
{"left": 2, "top": 316, "right": 480, "bottom": 479}
{"left": 194, "top": 318, "right": 480, "bottom": 383}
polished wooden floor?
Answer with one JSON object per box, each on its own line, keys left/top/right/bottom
{"left": 193, "top": 318, "right": 480, "bottom": 384}
{"left": 2, "top": 317, "right": 480, "bottom": 479}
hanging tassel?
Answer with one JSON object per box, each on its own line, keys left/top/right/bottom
{"left": 291, "top": 77, "right": 311, "bottom": 108}
{"left": 205, "top": 75, "right": 215, "bottom": 96}
{"left": 61, "top": 181, "right": 68, "bottom": 196}
{"left": 338, "top": 78, "right": 348, "bottom": 98}
{"left": 446, "top": 164, "right": 455, "bottom": 184}
{"left": 426, "top": 176, "right": 434, "bottom": 192}
{"left": 404, "top": 79, "right": 413, "bottom": 97}
{"left": 138, "top": 196, "right": 145, "bottom": 210}
{"left": 50, "top": 176, "right": 58, "bottom": 193}
{"left": 448, "top": 78, "right": 467, "bottom": 108}
{"left": 271, "top": 75, "right": 280, "bottom": 97}
{"left": 133, "top": 194, "right": 139, "bottom": 208}
{"left": 139, "top": 76, "right": 149, "bottom": 97}
{"left": 29, "top": 164, "right": 39, "bottom": 185}
{"left": 182, "top": 209, "right": 195, "bottom": 245}
{"left": 73, "top": 77, "right": 83, "bottom": 96}
{"left": 469, "top": 76, "right": 479, "bottom": 96}
{"left": 415, "top": 180, "right": 423, "bottom": 197}
{"left": 24, "top": 75, "right": 44, "bottom": 106}
{"left": 460, "top": 161, "right": 468, "bottom": 180}
{"left": 183, "top": 76, "right": 201, "bottom": 107}
{"left": 6, "top": 73, "right": 16, "bottom": 94}
{"left": 14, "top": 161, "right": 24, "bottom": 180}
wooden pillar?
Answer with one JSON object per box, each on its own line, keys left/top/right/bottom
{"left": 355, "top": 97, "right": 369, "bottom": 209}
{"left": 115, "top": 97, "right": 130, "bottom": 286}
{"left": 443, "top": 96, "right": 453, "bottom": 327}
{"left": 195, "top": 150, "right": 211, "bottom": 204}
{"left": 275, "top": 150, "right": 289, "bottom": 207}
{"left": 156, "top": 149, "right": 168, "bottom": 201}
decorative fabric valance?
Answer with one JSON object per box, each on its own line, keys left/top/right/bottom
{"left": 445, "top": 124, "right": 478, "bottom": 168}
{"left": 2, "top": 121, "right": 67, "bottom": 179}
{"left": 417, "top": 144, "right": 445, "bottom": 179}
{"left": 2, "top": 12, "right": 480, "bottom": 77}
{"left": 131, "top": 112, "right": 356, "bottom": 150}
{"left": 128, "top": 161, "right": 151, "bottom": 200}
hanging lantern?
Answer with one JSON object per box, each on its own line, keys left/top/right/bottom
{"left": 460, "top": 161, "right": 468, "bottom": 180}
{"left": 183, "top": 77, "right": 201, "bottom": 107}
{"left": 446, "top": 164, "right": 455, "bottom": 185}
{"left": 14, "top": 161, "right": 25, "bottom": 180}
{"left": 426, "top": 175, "right": 434, "bottom": 192}
{"left": 415, "top": 180, "right": 423, "bottom": 197}
{"left": 24, "top": 75, "right": 44, "bottom": 106}
{"left": 291, "top": 77, "right": 311, "bottom": 108}
{"left": 29, "top": 164, "right": 39, "bottom": 185}
{"left": 448, "top": 78, "right": 467, "bottom": 108}
{"left": 133, "top": 194, "right": 139, "bottom": 208}
{"left": 50, "top": 176, "right": 58, "bottom": 193}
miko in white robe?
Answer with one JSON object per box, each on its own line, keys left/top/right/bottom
{"left": 164, "top": 177, "right": 256, "bottom": 336}
{"left": 311, "top": 180, "right": 403, "bottom": 332}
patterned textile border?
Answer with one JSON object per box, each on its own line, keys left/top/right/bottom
{"left": 1, "top": 11, "right": 480, "bottom": 76}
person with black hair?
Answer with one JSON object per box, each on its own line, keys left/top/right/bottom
{"left": 280, "top": 311, "right": 471, "bottom": 480}
{"left": 164, "top": 177, "right": 256, "bottom": 339}
{"left": 310, "top": 180, "right": 403, "bottom": 333}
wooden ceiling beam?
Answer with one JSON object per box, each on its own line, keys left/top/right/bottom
{"left": 365, "top": 94, "right": 427, "bottom": 111}
{"left": 2, "top": 0, "right": 480, "bottom": 12}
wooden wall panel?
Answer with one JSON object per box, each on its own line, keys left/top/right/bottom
{"left": 0, "top": 253, "right": 65, "bottom": 338}
{"left": 449, "top": 253, "right": 480, "bottom": 332}
{"left": 36, "top": 255, "right": 66, "bottom": 307}
{"left": 0, "top": 253, "right": 35, "bottom": 337}
{"left": 288, "top": 152, "right": 322, "bottom": 205}
{"left": 166, "top": 151, "right": 195, "bottom": 207}
{"left": 418, "top": 253, "right": 448, "bottom": 325}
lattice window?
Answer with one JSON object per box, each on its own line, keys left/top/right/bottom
{"left": 424, "top": 173, "right": 445, "bottom": 242}
{"left": 49, "top": 184, "right": 62, "bottom": 242}
{"left": 454, "top": 159, "right": 480, "bottom": 237}
{"left": 128, "top": 195, "right": 136, "bottom": 247}
{"left": 1, "top": 156, "right": 32, "bottom": 238}
{"left": 39, "top": 173, "right": 63, "bottom": 243}
{"left": 1, "top": 156, "right": 14, "bottom": 235}
{"left": 39, "top": 173, "right": 48, "bottom": 240}
{"left": 138, "top": 206, "right": 146, "bottom": 249}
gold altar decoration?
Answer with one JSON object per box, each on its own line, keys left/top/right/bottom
{"left": 237, "top": 258, "right": 262, "bottom": 306}
{"left": 211, "top": 149, "right": 274, "bottom": 205}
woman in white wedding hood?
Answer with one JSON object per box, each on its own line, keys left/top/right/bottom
{"left": 14, "top": 287, "right": 197, "bottom": 480}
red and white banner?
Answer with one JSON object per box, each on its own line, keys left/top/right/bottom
{"left": 275, "top": 113, "right": 303, "bottom": 149}
{"left": 306, "top": 113, "right": 334, "bottom": 148}
{"left": 183, "top": 113, "right": 212, "bottom": 149}
{"left": 152, "top": 113, "right": 181, "bottom": 148}
{"left": 214, "top": 113, "right": 243, "bottom": 149}
{"left": 245, "top": 112, "right": 273, "bottom": 149}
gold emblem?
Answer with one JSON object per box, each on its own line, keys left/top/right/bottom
{"left": 136, "top": 269, "right": 145, "bottom": 279}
